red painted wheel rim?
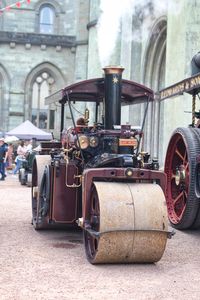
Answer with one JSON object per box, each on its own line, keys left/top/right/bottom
{"left": 165, "top": 133, "right": 189, "bottom": 224}
{"left": 84, "top": 186, "right": 100, "bottom": 261}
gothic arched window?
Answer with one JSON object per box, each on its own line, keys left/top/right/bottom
{"left": 32, "top": 72, "right": 55, "bottom": 129}
{"left": 39, "top": 5, "right": 55, "bottom": 34}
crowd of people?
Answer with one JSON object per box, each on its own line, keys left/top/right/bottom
{"left": 0, "top": 138, "right": 33, "bottom": 181}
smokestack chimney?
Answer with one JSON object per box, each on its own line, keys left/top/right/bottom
{"left": 103, "top": 66, "right": 124, "bottom": 129}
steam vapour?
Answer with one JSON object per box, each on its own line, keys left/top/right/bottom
{"left": 97, "top": 0, "right": 131, "bottom": 67}
{"left": 97, "top": 0, "right": 182, "bottom": 67}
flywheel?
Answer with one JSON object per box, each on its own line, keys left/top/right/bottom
{"left": 164, "top": 127, "right": 200, "bottom": 229}
{"left": 83, "top": 182, "right": 168, "bottom": 264}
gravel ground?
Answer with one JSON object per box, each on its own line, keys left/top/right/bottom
{"left": 1, "top": 174, "right": 200, "bottom": 300}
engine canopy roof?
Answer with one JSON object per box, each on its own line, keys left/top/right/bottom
{"left": 45, "top": 78, "right": 154, "bottom": 105}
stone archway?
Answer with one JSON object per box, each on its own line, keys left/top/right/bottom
{"left": 143, "top": 17, "right": 167, "bottom": 163}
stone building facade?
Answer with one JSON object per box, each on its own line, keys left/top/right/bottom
{"left": 0, "top": 0, "right": 200, "bottom": 163}
{"left": 86, "top": 0, "right": 200, "bottom": 163}
{"left": 0, "top": 0, "right": 89, "bottom": 135}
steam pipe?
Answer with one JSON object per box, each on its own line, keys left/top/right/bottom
{"left": 60, "top": 103, "right": 65, "bottom": 140}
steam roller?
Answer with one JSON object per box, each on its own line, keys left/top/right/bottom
{"left": 31, "top": 65, "right": 171, "bottom": 264}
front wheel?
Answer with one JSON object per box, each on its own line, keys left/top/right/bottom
{"left": 84, "top": 182, "right": 168, "bottom": 264}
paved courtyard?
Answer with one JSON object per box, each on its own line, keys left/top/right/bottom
{"left": 1, "top": 174, "right": 200, "bottom": 299}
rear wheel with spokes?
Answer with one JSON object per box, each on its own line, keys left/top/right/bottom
{"left": 164, "top": 127, "right": 200, "bottom": 229}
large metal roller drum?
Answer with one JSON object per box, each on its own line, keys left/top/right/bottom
{"left": 84, "top": 182, "right": 168, "bottom": 264}
{"left": 32, "top": 155, "right": 51, "bottom": 229}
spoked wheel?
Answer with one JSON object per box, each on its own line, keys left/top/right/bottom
{"left": 164, "top": 127, "right": 200, "bottom": 229}
{"left": 31, "top": 155, "right": 51, "bottom": 230}
{"left": 84, "top": 182, "right": 168, "bottom": 264}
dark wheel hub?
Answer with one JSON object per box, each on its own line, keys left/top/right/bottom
{"left": 175, "top": 165, "right": 186, "bottom": 186}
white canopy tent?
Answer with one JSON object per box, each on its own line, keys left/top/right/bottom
{"left": 6, "top": 120, "right": 52, "bottom": 140}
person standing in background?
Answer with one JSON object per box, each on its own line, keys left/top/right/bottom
{"left": 13, "top": 140, "right": 27, "bottom": 175}
{"left": 6, "top": 143, "right": 14, "bottom": 171}
{"left": 0, "top": 138, "right": 8, "bottom": 180}
{"left": 26, "top": 139, "right": 33, "bottom": 153}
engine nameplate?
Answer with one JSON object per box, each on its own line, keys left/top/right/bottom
{"left": 119, "top": 138, "right": 137, "bottom": 147}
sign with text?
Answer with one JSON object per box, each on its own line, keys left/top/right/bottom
{"left": 159, "top": 73, "right": 200, "bottom": 100}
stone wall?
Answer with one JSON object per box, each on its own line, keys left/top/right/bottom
{"left": 0, "top": 0, "right": 80, "bottom": 134}
{"left": 162, "top": 0, "right": 200, "bottom": 160}
{"left": 1, "top": 0, "right": 200, "bottom": 164}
